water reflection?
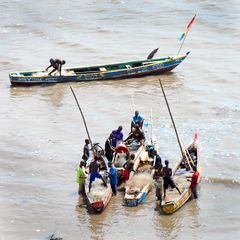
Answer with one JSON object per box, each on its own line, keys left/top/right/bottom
{"left": 152, "top": 199, "right": 200, "bottom": 240}
{"left": 9, "top": 84, "right": 66, "bottom": 107}
{"left": 75, "top": 195, "right": 109, "bottom": 240}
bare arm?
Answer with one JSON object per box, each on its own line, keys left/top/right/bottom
{"left": 45, "top": 64, "right": 52, "bottom": 71}
{"left": 59, "top": 64, "right": 62, "bottom": 76}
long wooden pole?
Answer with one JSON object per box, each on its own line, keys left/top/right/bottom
{"left": 70, "top": 86, "right": 95, "bottom": 156}
{"left": 159, "top": 79, "right": 185, "bottom": 160}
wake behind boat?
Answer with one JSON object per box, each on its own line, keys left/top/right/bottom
{"left": 9, "top": 53, "right": 189, "bottom": 85}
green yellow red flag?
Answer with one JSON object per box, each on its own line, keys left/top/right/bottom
{"left": 179, "top": 14, "right": 196, "bottom": 41}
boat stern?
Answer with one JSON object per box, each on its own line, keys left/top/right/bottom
{"left": 91, "top": 201, "right": 105, "bottom": 213}
{"left": 124, "top": 197, "right": 139, "bottom": 207}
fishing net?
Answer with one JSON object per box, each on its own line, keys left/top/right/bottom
{"left": 126, "top": 172, "right": 153, "bottom": 194}
{"left": 87, "top": 181, "right": 109, "bottom": 202}
{"left": 32, "top": 70, "right": 75, "bottom": 77}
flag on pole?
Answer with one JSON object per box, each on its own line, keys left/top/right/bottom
{"left": 179, "top": 14, "right": 196, "bottom": 41}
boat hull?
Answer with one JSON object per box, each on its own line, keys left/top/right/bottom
{"left": 161, "top": 188, "right": 192, "bottom": 214}
{"left": 124, "top": 183, "right": 151, "bottom": 207}
{"left": 86, "top": 183, "right": 112, "bottom": 213}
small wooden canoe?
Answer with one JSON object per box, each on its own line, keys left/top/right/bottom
{"left": 160, "top": 133, "right": 200, "bottom": 214}
{"left": 113, "top": 143, "right": 145, "bottom": 191}
{"left": 9, "top": 52, "right": 190, "bottom": 85}
{"left": 124, "top": 137, "right": 159, "bottom": 206}
{"left": 85, "top": 151, "right": 112, "bottom": 213}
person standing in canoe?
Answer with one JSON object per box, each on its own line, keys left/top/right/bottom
{"left": 108, "top": 161, "right": 118, "bottom": 195}
{"left": 105, "top": 133, "right": 115, "bottom": 162}
{"left": 89, "top": 156, "right": 107, "bottom": 192}
{"left": 45, "top": 58, "right": 66, "bottom": 76}
{"left": 131, "top": 110, "right": 144, "bottom": 130}
{"left": 153, "top": 163, "right": 164, "bottom": 209}
{"left": 76, "top": 161, "right": 87, "bottom": 196}
{"left": 152, "top": 150, "right": 162, "bottom": 169}
{"left": 163, "top": 160, "right": 181, "bottom": 198}
{"left": 112, "top": 126, "right": 124, "bottom": 147}
{"left": 83, "top": 139, "right": 90, "bottom": 161}
{"left": 189, "top": 166, "right": 200, "bottom": 198}
{"left": 123, "top": 153, "right": 135, "bottom": 182}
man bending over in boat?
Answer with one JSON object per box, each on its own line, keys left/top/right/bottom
{"left": 124, "top": 125, "right": 145, "bottom": 146}
{"left": 131, "top": 110, "right": 144, "bottom": 130}
{"left": 163, "top": 160, "right": 181, "bottom": 198}
{"left": 45, "top": 58, "right": 66, "bottom": 76}
{"left": 112, "top": 126, "right": 124, "bottom": 147}
{"left": 89, "top": 156, "right": 107, "bottom": 192}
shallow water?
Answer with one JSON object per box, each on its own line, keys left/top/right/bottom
{"left": 0, "top": 0, "right": 240, "bottom": 239}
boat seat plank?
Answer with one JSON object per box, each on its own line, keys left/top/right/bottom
{"left": 142, "top": 62, "right": 154, "bottom": 65}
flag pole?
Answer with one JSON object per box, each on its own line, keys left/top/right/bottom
{"left": 177, "top": 34, "right": 187, "bottom": 56}
{"left": 177, "top": 14, "right": 196, "bottom": 56}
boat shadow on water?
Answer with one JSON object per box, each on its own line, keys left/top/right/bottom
{"left": 9, "top": 70, "right": 180, "bottom": 90}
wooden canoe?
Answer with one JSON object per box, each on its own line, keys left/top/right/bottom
{"left": 113, "top": 143, "right": 145, "bottom": 191}
{"left": 160, "top": 133, "right": 200, "bottom": 214}
{"left": 124, "top": 137, "right": 159, "bottom": 206}
{"left": 9, "top": 52, "right": 190, "bottom": 85}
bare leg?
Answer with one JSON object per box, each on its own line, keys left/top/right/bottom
{"left": 175, "top": 186, "right": 182, "bottom": 195}
{"left": 89, "top": 181, "right": 92, "bottom": 192}
{"left": 101, "top": 177, "right": 107, "bottom": 186}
